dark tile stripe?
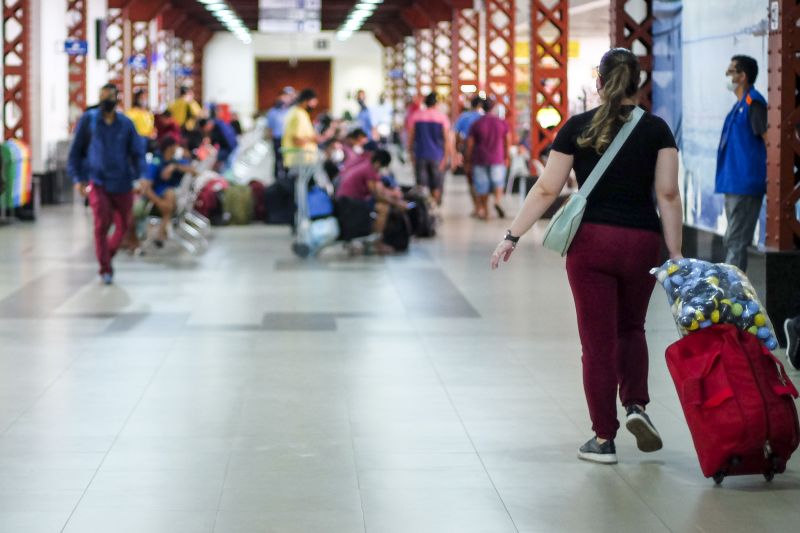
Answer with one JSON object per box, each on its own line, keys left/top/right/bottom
{"left": 390, "top": 268, "right": 480, "bottom": 318}
{"left": 105, "top": 313, "right": 190, "bottom": 333}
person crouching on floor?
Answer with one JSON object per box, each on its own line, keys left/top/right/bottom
{"left": 336, "top": 149, "right": 407, "bottom": 254}
{"left": 140, "top": 137, "right": 197, "bottom": 246}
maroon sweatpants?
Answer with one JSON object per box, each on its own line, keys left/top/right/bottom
{"left": 566, "top": 223, "right": 662, "bottom": 440}
{"left": 88, "top": 184, "right": 134, "bottom": 276}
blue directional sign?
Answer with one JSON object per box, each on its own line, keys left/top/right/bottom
{"left": 64, "top": 39, "right": 88, "bottom": 56}
{"left": 127, "top": 55, "right": 148, "bottom": 70}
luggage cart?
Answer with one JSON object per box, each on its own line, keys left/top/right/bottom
{"left": 284, "top": 149, "right": 339, "bottom": 258}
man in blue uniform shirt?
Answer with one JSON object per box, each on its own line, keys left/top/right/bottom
{"left": 266, "top": 86, "right": 295, "bottom": 178}
{"left": 715, "top": 55, "right": 768, "bottom": 271}
{"left": 67, "top": 83, "right": 146, "bottom": 285}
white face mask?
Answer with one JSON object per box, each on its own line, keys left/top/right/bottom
{"left": 353, "top": 145, "right": 364, "bottom": 155}
{"left": 726, "top": 76, "right": 739, "bottom": 92}
{"left": 330, "top": 149, "right": 344, "bottom": 163}
{"left": 174, "top": 148, "right": 185, "bottom": 160}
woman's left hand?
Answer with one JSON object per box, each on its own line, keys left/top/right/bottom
{"left": 490, "top": 240, "right": 516, "bottom": 270}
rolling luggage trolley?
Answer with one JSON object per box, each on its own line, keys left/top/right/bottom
{"left": 284, "top": 148, "right": 339, "bottom": 258}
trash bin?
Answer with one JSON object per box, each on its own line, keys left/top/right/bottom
{"left": 0, "top": 139, "right": 34, "bottom": 221}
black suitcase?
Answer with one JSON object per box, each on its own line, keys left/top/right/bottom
{"left": 264, "top": 178, "right": 295, "bottom": 225}
{"left": 335, "top": 197, "right": 374, "bottom": 241}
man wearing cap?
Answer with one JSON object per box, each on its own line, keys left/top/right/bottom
{"left": 266, "top": 86, "right": 296, "bottom": 178}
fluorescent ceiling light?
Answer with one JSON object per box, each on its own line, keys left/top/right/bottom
{"left": 206, "top": 4, "right": 227, "bottom": 12}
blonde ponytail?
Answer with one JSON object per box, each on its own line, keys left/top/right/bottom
{"left": 577, "top": 48, "right": 641, "bottom": 153}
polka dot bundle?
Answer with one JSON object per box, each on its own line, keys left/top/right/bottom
{"left": 651, "top": 258, "right": 778, "bottom": 350}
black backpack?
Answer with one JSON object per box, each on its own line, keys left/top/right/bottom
{"left": 405, "top": 191, "right": 436, "bottom": 238}
{"left": 382, "top": 208, "right": 412, "bottom": 252}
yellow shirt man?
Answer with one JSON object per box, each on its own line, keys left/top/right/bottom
{"left": 168, "top": 97, "right": 203, "bottom": 131}
{"left": 126, "top": 107, "right": 154, "bottom": 138}
{"left": 281, "top": 105, "right": 317, "bottom": 166}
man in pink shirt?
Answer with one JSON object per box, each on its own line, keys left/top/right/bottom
{"left": 465, "top": 98, "right": 510, "bottom": 219}
{"left": 336, "top": 149, "right": 407, "bottom": 251}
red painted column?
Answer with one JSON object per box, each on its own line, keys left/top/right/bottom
{"left": 609, "top": 0, "right": 654, "bottom": 110}
{"left": 66, "top": 0, "right": 88, "bottom": 132}
{"left": 433, "top": 20, "right": 453, "bottom": 106}
{"left": 766, "top": 0, "right": 800, "bottom": 251}
{"left": 530, "top": 0, "right": 569, "bottom": 162}
{"left": 3, "top": 0, "right": 31, "bottom": 143}
{"left": 451, "top": 7, "right": 481, "bottom": 121}
{"left": 485, "top": 0, "right": 516, "bottom": 135}
{"left": 105, "top": 7, "right": 126, "bottom": 103}
{"left": 128, "top": 19, "right": 151, "bottom": 100}
{"left": 415, "top": 28, "right": 434, "bottom": 96}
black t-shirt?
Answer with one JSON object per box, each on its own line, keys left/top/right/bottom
{"left": 552, "top": 105, "right": 677, "bottom": 233}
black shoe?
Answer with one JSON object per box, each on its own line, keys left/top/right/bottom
{"left": 578, "top": 437, "right": 617, "bottom": 464}
{"left": 494, "top": 203, "right": 506, "bottom": 219}
{"left": 785, "top": 317, "right": 800, "bottom": 370}
{"left": 625, "top": 405, "right": 663, "bottom": 452}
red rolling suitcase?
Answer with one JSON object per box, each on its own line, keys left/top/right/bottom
{"left": 665, "top": 324, "right": 800, "bottom": 484}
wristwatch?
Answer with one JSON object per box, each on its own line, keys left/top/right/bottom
{"left": 504, "top": 230, "right": 520, "bottom": 248}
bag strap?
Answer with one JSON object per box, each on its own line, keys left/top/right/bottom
{"left": 577, "top": 106, "right": 645, "bottom": 199}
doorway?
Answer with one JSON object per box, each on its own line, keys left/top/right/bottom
{"left": 257, "top": 60, "right": 332, "bottom": 119}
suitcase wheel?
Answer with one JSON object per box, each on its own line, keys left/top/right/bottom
{"left": 292, "top": 242, "right": 311, "bottom": 258}
{"left": 764, "top": 470, "right": 775, "bottom": 482}
{"left": 712, "top": 471, "right": 726, "bottom": 485}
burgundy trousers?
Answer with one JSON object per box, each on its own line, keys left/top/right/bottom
{"left": 565, "top": 223, "right": 662, "bottom": 440}
{"left": 88, "top": 184, "right": 134, "bottom": 276}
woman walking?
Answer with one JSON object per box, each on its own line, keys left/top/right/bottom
{"left": 491, "top": 48, "right": 683, "bottom": 464}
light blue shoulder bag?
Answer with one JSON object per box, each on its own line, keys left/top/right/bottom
{"left": 541, "top": 106, "right": 645, "bottom": 256}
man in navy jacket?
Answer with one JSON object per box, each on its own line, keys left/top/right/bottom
{"left": 68, "top": 83, "right": 146, "bottom": 284}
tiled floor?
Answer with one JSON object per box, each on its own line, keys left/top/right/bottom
{"left": 0, "top": 176, "right": 798, "bottom": 533}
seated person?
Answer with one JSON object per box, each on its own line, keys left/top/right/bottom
{"left": 141, "top": 137, "right": 197, "bottom": 244}
{"left": 323, "top": 140, "right": 345, "bottom": 181}
{"left": 198, "top": 117, "right": 239, "bottom": 170}
{"left": 154, "top": 110, "right": 181, "bottom": 144}
{"left": 341, "top": 128, "right": 370, "bottom": 169}
{"left": 336, "top": 149, "right": 407, "bottom": 253}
